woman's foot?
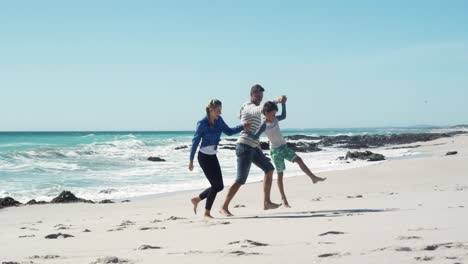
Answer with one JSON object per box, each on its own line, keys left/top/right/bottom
{"left": 191, "top": 197, "right": 201, "bottom": 214}
{"left": 204, "top": 214, "right": 215, "bottom": 220}
{"left": 282, "top": 199, "right": 291, "bottom": 208}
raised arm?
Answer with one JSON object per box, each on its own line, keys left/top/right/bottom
{"left": 242, "top": 97, "right": 282, "bottom": 116}
{"left": 276, "top": 103, "right": 286, "bottom": 121}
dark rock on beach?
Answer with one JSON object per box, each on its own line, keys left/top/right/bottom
{"left": 99, "top": 199, "right": 115, "bottom": 204}
{"left": 26, "top": 199, "right": 47, "bottom": 205}
{"left": 147, "top": 157, "right": 166, "bottom": 162}
{"left": 286, "top": 142, "right": 322, "bottom": 152}
{"left": 446, "top": 151, "right": 458, "bottom": 156}
{"left": 286, "top": 131, "right": 466, "bottom": 150}
{"left": 0, "top": 197, "right": 22, "bottom": 208}
{"left": 285, "top": 135, "right": 322, "bottom": 141}
{"left": 345, "top": 151, "right": 385, "bottom": 161}
{"left": 51, "top": 191, "right": 94, "bottom": 204}
{"left": 174, "top": 145, "right": 188, "bottom": 150}
{"left": 219, "top": 144, "right": 236, "bottom": 150}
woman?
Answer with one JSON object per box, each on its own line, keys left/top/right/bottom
{"left": 189, "top": 99, "right": 249, "bottom": 219}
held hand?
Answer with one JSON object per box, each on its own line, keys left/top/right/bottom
{"left": 280, "top": 95, "right": 287, "bottom": 104}
{"left": 243, "top": 122, "right": 251, "bottom": 132}
{"left": 188, "top": 161, "right": 194, "bottom": 171}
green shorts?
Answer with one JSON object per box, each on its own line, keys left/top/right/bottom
{"left": 270, "top": 144, "right": 298, "bottom": 173}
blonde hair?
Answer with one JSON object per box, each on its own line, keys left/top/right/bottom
{"left": 206, "top": 99, "right": 222, "bottom": 126}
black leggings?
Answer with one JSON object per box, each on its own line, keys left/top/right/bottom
{"left": 197, "top": 152, "right": 224, "bottom": 211}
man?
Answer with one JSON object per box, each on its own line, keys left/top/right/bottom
{"left": 220, "top": 84, "right": 285, "bottom": 216}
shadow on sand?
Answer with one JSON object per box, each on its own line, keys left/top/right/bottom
{"left": 228, "top": 208, "right": 397, "bottom": 220}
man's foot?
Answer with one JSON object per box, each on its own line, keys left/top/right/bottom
{"left": 311, "top": 176, "right": 326, "bottom": 184}
{"left": 282, "top": 200, "right": 291, "bottom": 208}
{"left": 191, "top": 197, "right": 201, "bottom": 214}
{"left": 264, "top": 202, "right": 281, "bottom": 210}
{"left": 219, "top": 208, "right": 234, "bottom": 217}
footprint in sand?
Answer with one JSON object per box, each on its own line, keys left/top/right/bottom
{"left": 397, "top": 236, "right": 422, "bottom": 240}
{"left": 54, "top": 224, "right": 72, "bottom": 230}
{"left": 234, "top": 204, "right": 246, "bottom": 208}
{"left": 165, "top": 216, "right": 187, "bottom": 221}
{"left": 205, "top": 221, "right": 231, "bottom": 226}
{"left": 228, "top": 250, "right": 261, "bottom": 256}
{"left": 319, "top": 231, "right": 345, "bottom": 236}
{"left": 20, "top": 227, "right": 39, "bottom": 231}
{"left": 228, "top": 239, "right": 269, "bottom": 248}
{"left": 395, "top": 247, "right": 413, "bottom": 252}
{"left": 107, "top": 220, "right": 135, "bottom": 232}
{"left": 137, "top": 245, "right": 162, "bottom": 250}
{"left": 29, "top": 255, "right": 60, "bottom": 260}
{"left": 347, "top": 195, "right": 363, "bottom": 199}
{"left": 90, "top": 256, "right": 132, "bottom": 264}
{"left": 19, "top": 235, "right": 36, "bottom": 238}
{"left": 408, "top": 227, "right": 439, "bottom": 232}
{"left": 44, "top": 233, "right": 74, "bottom": 239}
{"left": 168, "top": 250, "right": 223, "bottom": 256}
{"left": 318, "top": 253, "right": 341, "bottom": 258}
{"left": 415, "top": 256, "right": 434, "bottom": 261}
{"left": 139, "top": 226, "right": 166, "bottom": 231}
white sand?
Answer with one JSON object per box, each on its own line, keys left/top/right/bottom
{"left": 1, "top": 135, "right": 467, "bottom": 264}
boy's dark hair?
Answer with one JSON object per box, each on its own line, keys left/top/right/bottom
{"left": 250, "top": 84, "right": 265, "bottom": 95}
{"left": 262, "top": 101, "right": 278, "bottom": 114}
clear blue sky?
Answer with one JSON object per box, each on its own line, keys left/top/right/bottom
{"left": 1, "top": 0, "right": 467, "bottom": 131}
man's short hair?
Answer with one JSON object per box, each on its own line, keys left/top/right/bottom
{"left": 250, "top": 84, "right": 265, "bottom": 95}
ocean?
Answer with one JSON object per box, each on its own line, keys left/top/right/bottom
{"left": 0, "top": 128, "right": 434, "bottom": 203}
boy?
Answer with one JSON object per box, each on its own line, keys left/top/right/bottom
{"left": 251, "top": 97, "right": 325, "bottom": 207}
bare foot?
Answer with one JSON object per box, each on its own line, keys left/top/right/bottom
{"left": 264, "top": 202, "right": 281, "bottom": 210}
{"left": 282, "top": 200, "right": 291, "bottom": 208}
{"left": 219, "top": 208, "right": 234, "bottom": 217}
{"left": 204, "top": 214, "right": 215, "bottom": 220}
{"left": 191, "top": 197, "right": 201, "bottom": 215}
{"left": 311, "top": 176, "right": 326, "bottom": 184}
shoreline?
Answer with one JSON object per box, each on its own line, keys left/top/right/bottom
{"left": 1, "top": 133, "right": 464, "bottom": 206}
{"left": 1, "top": 132, "right": 465, "bottom": 205}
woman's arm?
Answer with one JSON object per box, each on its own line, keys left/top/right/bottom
{"left": 219, "top": 117, "right": 244, "bottom": 136}
{"left": 189, "top": 121, "right": 204, "bottom": 163}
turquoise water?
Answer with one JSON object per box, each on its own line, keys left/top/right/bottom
{"left": 0, "top": 128, "right": 434, "bottom": 202}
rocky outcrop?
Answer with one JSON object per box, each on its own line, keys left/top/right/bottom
{"left": 174, "top": 145, "right": 188, "bottom": 150}
{"left": 26, "top": 199, "right": 47, "bottom": 205}
{"left": 287, "top": 131, "right": 466, "bottom": 149}
{"left": 0, "top": 197, "right": 22, "bottom": 209}
{"left": 147, "top": 157, "right": 166, "bottom": 162}
{"left": 51, "top": 191, "right": 94, "bottom": 204}
{"left": 345, "top": 151, "right": 385, "bottom": 161}
{"left": 286, "top": 142, "right": 322, "bottom": 152}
